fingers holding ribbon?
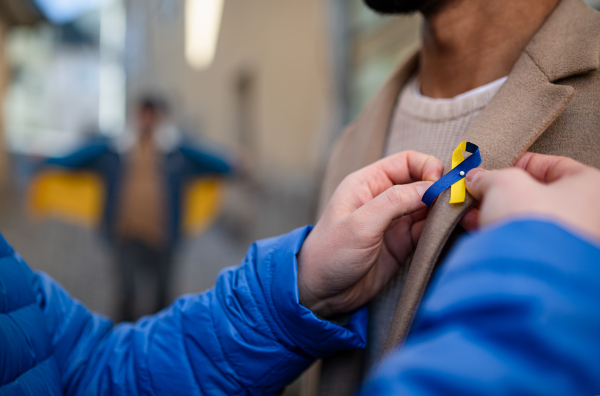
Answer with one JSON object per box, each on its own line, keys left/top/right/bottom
{"left": 422, "top": 142, "right": 482, "bottom": 208}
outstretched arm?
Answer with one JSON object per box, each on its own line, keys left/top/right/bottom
{"left": 34, "top": 227, "right": 365, "bottom": 396}
{"left": 44, "top": 142, "right": 110, "bottom": 169}
{"left": 179, "top": 145, "right": 234, "bottom": 175}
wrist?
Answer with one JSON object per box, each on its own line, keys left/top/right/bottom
{"left": 262, "top": 226, "right": 366, "bottom": 355}
{"left": 297, "top": 249, "right": 326, "bottom": 316}
{"left": 297, "top": 235, "right": 341, "bottom": 318}
{"left": 297, "top": 271, "right": 343, "bottom": 319}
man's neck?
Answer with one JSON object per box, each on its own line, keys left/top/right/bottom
{"left": 418, "top": 0, "right": 561, "bottom": 98}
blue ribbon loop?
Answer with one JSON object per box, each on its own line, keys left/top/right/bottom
{"left": 422, "top": 142, "right": 482, "bottom": 208}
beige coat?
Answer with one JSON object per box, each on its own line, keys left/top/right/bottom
{"left": 302, "top": 0, "right": 600, "bottom": 394}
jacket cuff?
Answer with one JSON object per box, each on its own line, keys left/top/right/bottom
{"left": 258, "top": 226, "right": 367, "bottom": 359}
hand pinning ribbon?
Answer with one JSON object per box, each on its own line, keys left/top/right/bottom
{"left": 422, "top": 142, "right": 482, "bottom": 208}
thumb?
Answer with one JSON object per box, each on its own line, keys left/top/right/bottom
{"left": 465, "top": 168, "right": 492, "bottom": 201}
{"left": 466, "top": 167, "right": 531, "bottom": 201}
{"left": 351, "top": 181, "right": 432, "bottom": 235}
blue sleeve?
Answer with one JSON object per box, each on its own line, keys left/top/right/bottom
{"left": 34, "top": 226, "right": 366, "bottom": 395}
{"left": 44, "top": 143, "right": 110, "bottom": 169}
{"left": 179, "top": 145, "right": 233, "bottom": 175}
{"left": 360, "top": 220, "right": 600, "bottom": 396}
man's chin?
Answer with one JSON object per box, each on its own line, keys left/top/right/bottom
{"left": 363, "top": 0, "right": 439, "bottom": 15}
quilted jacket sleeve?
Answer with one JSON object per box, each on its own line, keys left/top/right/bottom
{"left": 44, "top": 142, "right": 110, "bottom": 169}
{"left": 33, "top": 226, "right": 367, "bottom": 395}
{"left": 179, "top": 144, "right": 234, "bottom": 175}
{"left": 360, "top": 220, "right": 600, "bottom": 396}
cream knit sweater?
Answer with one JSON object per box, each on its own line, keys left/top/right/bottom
{"left": 385, "top": 75, "right": 507, "bottom": 162}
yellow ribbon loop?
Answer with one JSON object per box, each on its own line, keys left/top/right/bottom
{"left": 422, "top": 141, "right": 481, "bottom": 207}
{"left": 449, "top": 142, "right": 468, "bottom": 204}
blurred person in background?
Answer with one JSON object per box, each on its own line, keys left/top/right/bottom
{"left": 312, "top": 0, "right": 600, "bottom": 392}
{"left": 40, "top": 96, "right": 236, "bottom": 321}
{"left": 3, "top": 151, "right": 600, "bottom": 395}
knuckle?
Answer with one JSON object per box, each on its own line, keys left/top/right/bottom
{"left": 339, "top": 170, "right": 366, "bottom": 191}
{"left": 385, "top": 185, "right": 412, "bottom": 208}
{"left": 384, "top": 186, "right": 402, "bottom": 206}
{"left": 496, "top": 168, "right": 524, "bottom": 185}
{"left": 342, "top": 171, "right": 359, "bottom": 185}
{"left": 346, "top": 214, "right": 371, "bottom": 240}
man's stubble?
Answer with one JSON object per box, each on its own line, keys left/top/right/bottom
{"left": 363, "top": 0, "right": 447, "bottom": 15}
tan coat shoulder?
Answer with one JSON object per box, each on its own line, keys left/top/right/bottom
{"left": 531, "top": 69, "right": 600, "bottom": 168}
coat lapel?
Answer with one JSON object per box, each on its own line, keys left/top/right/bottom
{"left": 383, "top": 0, "right": 600, "bottom": 352}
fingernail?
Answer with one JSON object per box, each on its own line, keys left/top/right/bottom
{"left": 424, "top": 172, "right": 440, "bottom": 182}
{"left": 415, "top": 183, "right": 431, "bottom": 197}
{"left": 466, "top": 168, "right": 486, "bottom": 183}
{"left": 425, "top": 170, "right": 443, "bottom": 183}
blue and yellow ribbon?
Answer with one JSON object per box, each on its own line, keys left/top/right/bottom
{"left": 422, "top": 142, "right": 481, "bottom": 208}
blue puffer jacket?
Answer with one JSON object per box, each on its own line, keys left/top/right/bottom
{"left": 360, "top": 220, "right": 600, "bottom": 395}
{"left": 0, "top": 227, "right": 366, "bottom": 395}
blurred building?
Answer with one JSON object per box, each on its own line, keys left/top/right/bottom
{"left": 4, "top": 1, "right": 126, "bottom": 163}
{"left": 124, "top": 0, "right": 419, "bottom": 243}
{"left": 125, "top": 0, "right": 332, "bottom": 242}
{"left": 5, "top": 18, "right": 101, "bottom": 160}
{"left": 0, "top": 0, "right": 44, "bottom": 185}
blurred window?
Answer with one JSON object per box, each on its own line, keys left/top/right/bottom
{"left": 346, "top": 0, "right": 420, "bottom": 119}
{"left": 4, "top": 0, "right": 125, "bottom": 157}
{"left": 34, "top": 0, "right": 102, "bottom": 24}
{"left": 584, "top": 0, "right": 600, "bottom": 10}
